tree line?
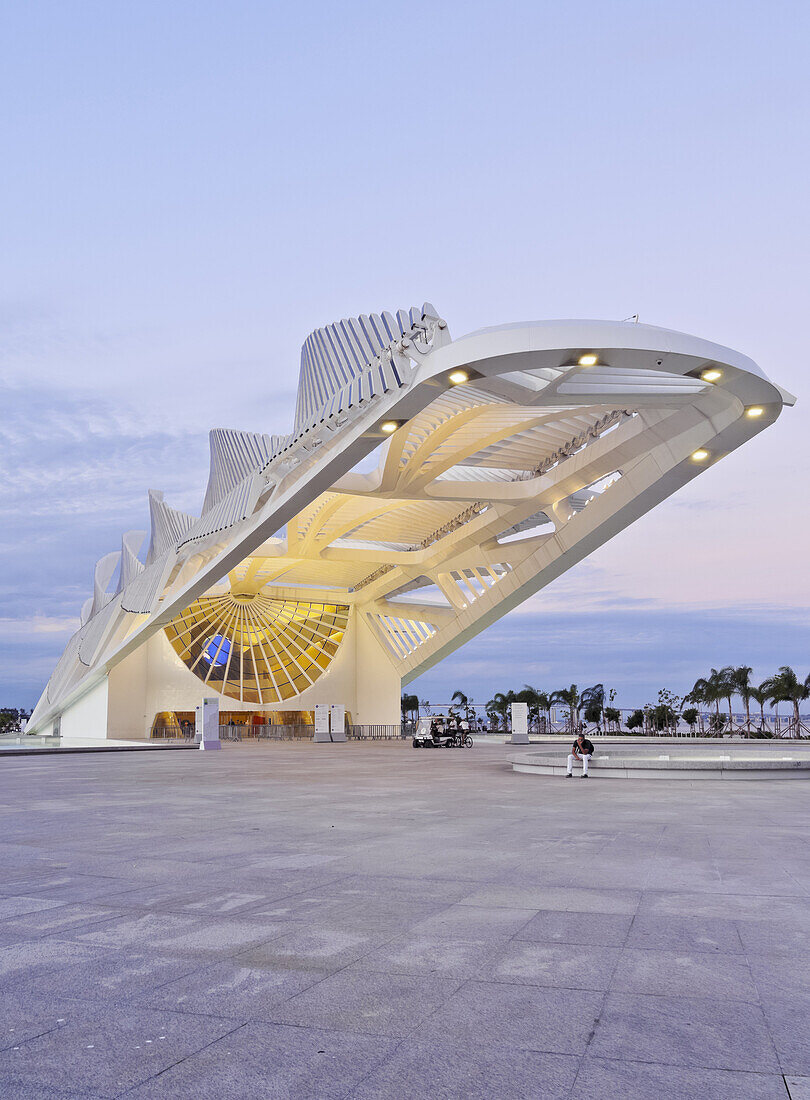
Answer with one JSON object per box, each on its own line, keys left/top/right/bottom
{"left": 401, "top": 665, "right": 810, "bottom": 737}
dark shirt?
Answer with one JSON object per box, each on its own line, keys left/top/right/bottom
{"left": 571, "top": 738, "right": 595, "bottom": 756}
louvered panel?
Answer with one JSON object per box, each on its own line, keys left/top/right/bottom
{"left": 146, "top": 491, "right": 197, "bottom": 564}
{"left": 45, "top": 628, "right": 86, "bottom": 704}
{"left": 202, "top": 429, "right": 281, "bottom": 513}
{"left": 294, "top": 304, "right": 438, "bottom": 432}
{"left": 90, "top": 551, "right": 120, "bottom": 617}
{"left": 374, "top": 613, "right": 437, "bottom": 660}
{"left": 78, "top": 598, "right": 122, "bottom": 667}
{"left": 116, "top": 530, "right": 146, "bottom": 594}
{"left": 121, "top": 552, "right": 172, "bottom": 615}
{"left": 180, "top": 473, "right": 262, "bottom": 547}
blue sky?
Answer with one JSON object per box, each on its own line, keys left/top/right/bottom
{"left": 2, "top": 0, "right": 808, "bottom": 709}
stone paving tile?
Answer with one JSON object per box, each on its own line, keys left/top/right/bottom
{"left": 350, "top": 933, "right": 499, "bottom": 979}
{"left": 0, "top": 1080, "right": 101, "bottom": 1100}
{"left": 761, "top": 1001, "right": 810, "bottom": 1075}
{"left": 244, "top": 894, "right": 369, "bottom": 922}
{"left": 428, "top": 980, "right": 603, "bottom": 1053}
{"left": 461, "top": 884, "right": 642, "bottom": 914}
{"left": 315, "top": 873, "right": 477, "bottom": 907}
{"left": 235, "top": 925, "right": 396, "bottom": 972}
{"left": 624, "top": 913, "right": 744, "bottom": 953}
{"left": 515, "top": 908, "right": 633, "bottom": 946}
{"left": 638, "top": 889, "right": 810, "bottom": 922}
{"left": 269, "top": 969, "right": 462, "bottom": 1037}
{"left": 67, "top": 910, "right": 294, "bottom": 957}
{"left": 0, "top": 940, "right": 109, "bottom": 990}
{"left": 300, "top": 899, "right": 445, "bottom": 933}
{"left": 94, "top": 883, "right": 270, "bottom": 916}
{"left": 137, "top": 959, "right": 325, "bottom": 1019}
{"left": 737, "top": 918, "right": 810, "bottom": 957}
{"left": 124, "top": 1021, "right": 398, "bottom": 1100}
{"left": 501, "top": 859, "right": 655, "bottom": 890}
{"left": 0, "top": 902, "right": 125, "bottom": 941}
{"left": 408, "top": 903, "right": 537, "bottom": 941}
{"left": 642, "top": 861, "right": 724, "bottom": 891}
{"left": 0, "top": 993, "right": 75, "bottom": 1055}
{"left": 569, "top": 1056, "right": 788, "bottom": 1099}
{"left": 351, "top": 1039, "right": 579, "bottom": 1099}
{"left": 714, "top": 859, "right": 809, "bottom": 896}
{"left": 0, "top": 1001, "right": 238, "bottom": 1098}
{"left": 22, "top": 949, "right": 203, "bottom": 1002}
{"left": 786, "top": 1075, "right": 810, "bottom": 1098}
{"left": 483, "top": 940, "right": 618, "bottom": 990}
{"left": 589, "top": 992, "right": 779, "bottom": 1071}
{"left": 196, "top": 870, "right": 354, "bottom": 907}
{"left": 0, "top": 895, "right": 66, "bottom": 920}
{"left": 610, "top": 947, "right": 759, "bottom": 1002}
{"left": 749, "top": 955, "right": 810, "bottom": 1005}
{"left": 0, "top": 872, "right": 127, "bottom": 904}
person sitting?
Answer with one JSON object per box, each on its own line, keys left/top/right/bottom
{"left": 566, "top": 732, "right": 595, "bottom": 778}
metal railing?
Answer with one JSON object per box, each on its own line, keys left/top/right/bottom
{"left": 256, "top": 724, "right": 315, "bottom": 741}
{"left": 151, "top": 726, "right": 195, "bottom": 740}
{"left": 151, "top": 722, "right": 409, "bottom": 742}
{"left": 348, "top": 724, "right": 404, "bottom": 740}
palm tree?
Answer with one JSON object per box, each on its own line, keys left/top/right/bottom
{"left": 686, "top": 670, "right": 728, "bottom": 735}
{"left": 401, "top": 693, "right": 420, "bottom": 729}
{"left": 698, "top": 669, "right": 728, "bottom": 732}
{"left": 581, "top": 683, "right": 605, "bottom": 730}
{"left": 761, "top": 667, "right": 810, "bottom": 737}
{"left": 486, "top": 691, "right": 513, "bottom": 731}
{"left": 685, "top": 677, "right": 709, "bottom": 735}
{"left": 531, "top": 688, "right": 552, "bottom": 733}
{"left": 749, "top": 684, "right": 768, "bottom": 733}
{"left": 716, "top": 666, "right": 738, "bottom": 731}
{"left": 731, "top": 666, "right": 754, "bottom": 734}
{"left": 550, "top": 685, "right": 583, "bottom": 733}
{"left": 450, "top": 689, "right": 468, "bottom": 719}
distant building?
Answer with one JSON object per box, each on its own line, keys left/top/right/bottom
{"left": 27, "top": 308, "right": 791, "bottom": 740}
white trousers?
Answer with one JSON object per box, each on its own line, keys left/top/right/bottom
{"left": 567, "top": 753, "right": 591, "bottom": 775}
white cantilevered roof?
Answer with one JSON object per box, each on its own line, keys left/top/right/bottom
{"left": 27, "top": 309, "right": 793, "bottom": 727}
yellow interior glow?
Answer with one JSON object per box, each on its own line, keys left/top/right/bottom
{"left": 701, "top": 369, "right": 722, "bottom": 382}
{"left": 691, "top": 449, "right": 710, "bottom": 462}
{"left": 448, "top": 369, "right": 469, "bottom": 385}
{"left": 380, "top": 421, "right": 399, "bottom": 434}
{"left": 745, "top": 406, "right": 765, "bottom": 418}
{"left": 578, "top": 354, "right": 598, "bottom": 367}
{"left": 164, "top": 593, "right": 349, "bottom": 705}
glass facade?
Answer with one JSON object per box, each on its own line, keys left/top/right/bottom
{"left": 164, "top": 593, "right": 348, "bottom": 704}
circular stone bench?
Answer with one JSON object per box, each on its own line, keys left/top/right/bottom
{"left": 510, "top": 746, "right": 810, "bottom": 780}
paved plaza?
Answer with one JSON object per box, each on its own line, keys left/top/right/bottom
{"left": 1, "top": 741, "right": 809, "bottom": 1098}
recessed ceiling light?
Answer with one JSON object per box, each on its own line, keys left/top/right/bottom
{"left": 578, "top": 354, "right": 598, "bottom": 367}
{"left": 701, "top": 368, "right": 722, "bottom": 382}
{"left": 691, "top": 449, "right": 710, "bottom": 462}
{"left": 380, "top": 421, "right": 399, "bottom": 434}
{"left": 745, "top": 406, "right": 765, "bottom": 418}
{"left": 448, "top": 369, "right": 469, "bottom": 385}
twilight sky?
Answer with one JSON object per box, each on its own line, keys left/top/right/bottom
{"left": 1, "top": 0, "right": 808, "bottom": 709}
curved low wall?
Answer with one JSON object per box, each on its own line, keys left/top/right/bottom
{"left": 510, "top": 745, "right": 810, "bottom": 780}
